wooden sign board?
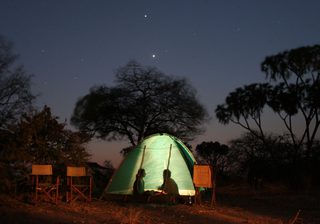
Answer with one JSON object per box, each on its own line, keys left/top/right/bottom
{"left": 31, "top": 165, "right": 53, "bottom": 175}
{"left": 193, "top": 164, "right": 213, "bottom": 188}
{"left": 67, "top": 166, "right": 86, "bottom": 177}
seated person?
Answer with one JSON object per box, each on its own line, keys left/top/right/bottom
{"left": 159, "top": 169, "right": 179, "bottom": 195}
{"left": 133, "top": 169, "right": 146, "bottom": 195}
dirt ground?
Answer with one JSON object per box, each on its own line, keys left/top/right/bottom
{"left": 1, "top": 184, "right": 319, "bottom": 224}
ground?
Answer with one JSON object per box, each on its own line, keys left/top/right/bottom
{"left": 1, "top": 184, "right": 319, "bottom": 224}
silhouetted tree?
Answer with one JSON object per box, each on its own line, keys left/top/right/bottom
{"left": 215, "top": 45, "right": 320, "bottom": 188}
{"left": 0, "top": 35, "right": 35, "bottom": 131}
{"left": 120, "top": 145, "right": 135, "bottom": 156}
{"left": 262, "top": 45, "right": 320, "bottom": 154}
{"left": 18, "top": 106, "right": 90, "bottom": 165}
{"left": 229, "top": 132, "right": 294, "bottom": 186}
{"left": 195, "top": 141, "right": 229, "bottom": 205}
{"left": 0, "top": 35, "right": 35, "bottom": 193}
{"left": 71, "top": 61, "right": 208, "bottom": 148}
{"left": 87, "top": 161, "right": 114, "bottom": 196}
{"left": 215, "top": 83, "right": 271, "bottom": 143}
{"left": 216, "top": 45, "right": 320, "bottom": 154}
{"left": 103, "top": 160, "right": 114, "bottom": 170}
{"left": 0, "top": 106, "right": 90, "bottom": 193}
{"left": 196, "top": 141, "right": 229, "bottom": 169}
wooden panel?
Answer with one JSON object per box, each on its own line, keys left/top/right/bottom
{"left": 67, "top": 166, "right": 86, "bottom": 177}
{"left": 32, "top": 165, "right": 53, "bottom": 175}
{"left": 193, "top": 165, "right": 213, "bottom": 188}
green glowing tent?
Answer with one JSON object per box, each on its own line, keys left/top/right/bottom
{"left": 103, "top": 133, "right": 196, "bottom": 196}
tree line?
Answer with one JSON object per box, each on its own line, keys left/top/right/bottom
{"left": 1, "top": 33, "right": 319, "bottom": 194}
{"left": 214, "top": 45, "right": 320, "bottom": 189}
{"left": 0, "top": 36, "right": 90, "bottom": 193}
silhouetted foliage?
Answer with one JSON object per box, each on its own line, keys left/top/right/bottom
{"left": 15, "top": 106, "right": 90, "bottom": 165}
{"left": 228, "top": 132, "right": 320, "bottom": 189}
{"left": 0, "top": 106, "right": 90, "bottom": 193}
{"left": 196, "top": 141, "right": 228, "bottom": 169}
{"left": 262, "top": 45, "right": 320, "bottom": 153}
{"left": 87, "top": 162, "right": 114, "bottom": 196}
{"left": 216, "top": 45, "right": 320, "bottom": 149}
{"left": 120, "top": 145, "right": 135, "bottom": 156}
{"left": 0, "top": 35, "right": 35, "bottom": 193}
{"left": 103, "top": 160, "right": 115, "bottom": 170}
{"left": 195, "top": 141, "right": 229, "bottom": 205}
{"left": 216, "top": 45, "right": 320, "bottom": 188}
{"left": 0, "top": 35, "right": 35, "bottom": 131}
{"left": 71, "top": 61, "right": 208, "bottom": 149}
{"left": 215, "top": 83, "right": 271, "bottom": 142}
{"left": 229, "top": 133, "right": 291, "bottom": 181}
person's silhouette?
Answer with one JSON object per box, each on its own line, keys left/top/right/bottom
{"left": 133, "top": 169, "right": 146, "bottom": 195}
{"left": 159, "top": 169, "right": 179, "bottom": 195}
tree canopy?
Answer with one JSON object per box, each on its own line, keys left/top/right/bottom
{"left": 0, "top": 35, "right": 35, "bottom": 131}
{"left": 215, "top": 45, "right": 320, "bottom": 151}
{"left": 0, "top": 36, "right": 91, "bottom": 193}
{"left": 0, "top": 106, "right": 91, "bottom": 165}
{"left": 0, "top": 106, "right": 90, "bottom": 192}
{"left": 195, "top": 141, "right": 229, "bottom": 168}
{"left": 261, "top": 45, "right": 320, "bottom": 151}
{"left": 71, "top": 61, "right": 208, "bottom": 146}
{"left": 215, "top": 83, "right": 271, "bottom": 141}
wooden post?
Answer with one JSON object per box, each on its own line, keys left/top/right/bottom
{"left": 210, "top": 166, "right": 216, "bottom": 207}
{"left": 89, "top": 176, "right": 92, "bottom": 202}
{"left": 55, "top": 176, "right": 59, "bottom": 204}
{"left": 35, "top": 175, "right": 39, "bottom": 202}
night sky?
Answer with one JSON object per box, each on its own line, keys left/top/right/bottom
{"left": 1, "top": 0, "right": 320, "bottom": 166}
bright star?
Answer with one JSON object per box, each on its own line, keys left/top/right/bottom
{"left": 152, "top": 54, "right": 156, "bottom": 58}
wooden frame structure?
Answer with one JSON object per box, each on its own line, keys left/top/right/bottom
{"left": 31, "top": 164, "right": 60, "bottom": 204}
{"left": 193, "top": 164, "right": 215, "bottom": 207}
{"left": 66, "top": 166, "right": 92, "bottom": 203}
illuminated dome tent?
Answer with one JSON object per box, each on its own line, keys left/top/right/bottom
{"left": 103, "top": 133, "right": 196, "bottom": 196}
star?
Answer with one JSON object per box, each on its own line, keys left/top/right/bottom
{"left": 144, "top": 14, "right": 148, "bottom": 18}
{"left": 233, "top": 25, "right": 241, "bottom": 32}
{"left": 152, "top": 54, "right": 156, "bottom": 58}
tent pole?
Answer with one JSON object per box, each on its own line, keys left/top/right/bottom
{"left": 161, "top": 144, "right": 172, "bottom": 193}
{"left": 166, "top": 144, "right": 172, "bottom": 171}
{"left": 139, "top": 145, "right": 146, "bottom": 169}
{"left": 165, "top": 144, "right": 173, "bottom": 182}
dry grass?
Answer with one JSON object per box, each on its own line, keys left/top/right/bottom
{"left": 0, "top": 184, "right": 319, "bottom": 224}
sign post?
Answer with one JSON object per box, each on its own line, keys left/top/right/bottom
{"left": 193, "top": 164, "right": 214, "bottom": 207}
